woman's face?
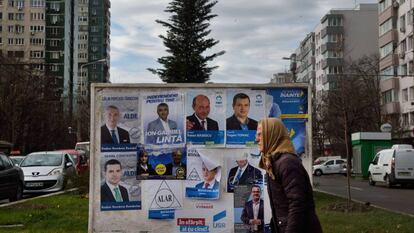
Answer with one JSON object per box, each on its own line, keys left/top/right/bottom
{"left": 140, "top": 153, "right": 148, "bottom": 164}
{"left": 256, "top": 123, "right": 263, "bottom": 152}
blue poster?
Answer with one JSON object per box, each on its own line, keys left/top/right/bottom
{"left": 142, "top": 92, "right": 185, "bottom": 146}
{"left": 137, "top": 147, "right": 186, "bottom": 180}
{"left": 282, "top": 119, "right": 306, "bottom": 155}
{"left": 266, "top": 88, "right": 308, "bottom": 118}
{"left": 225, "top": 89, "right": 266, "bottom": 146}
{"left": 185, "top": 90, "right": 225, "bottom": 146}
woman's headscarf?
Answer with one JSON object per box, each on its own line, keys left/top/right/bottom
{"left": 258, "top": 118, "right": 296, "bottom": 179}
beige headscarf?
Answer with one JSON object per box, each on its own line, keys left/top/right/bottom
{"left": 258, "top": 118, "right": 296, "bottom": 179}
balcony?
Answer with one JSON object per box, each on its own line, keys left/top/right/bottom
{"left": 379, "top": 54, "right": 399, "bottom": 70}
{"left": 378, "top": 6, "right": 394, "bottom": 25}
{"left": 379, "top": 29, "right": 398, "bottom": 48}
{"left": 321, "top": 58, "right": 344, "bottom": 69}
{"left": 322, "top": 74, "right": 337, "bottom": 85}
{"left": 380, "top": 77, "right": 399, "bottom": 92}
{"left": 321, "top": 42, "right": 343, "bottom": 54}
{"left": 381, "top": 102, "right": 400, "bottom": 115}
{"left": 321, "top": 26, "right": 344, "bottom": 38}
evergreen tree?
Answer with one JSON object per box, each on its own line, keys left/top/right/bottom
{"left": 148, "top": 0, "right": 225, "bottom": 83}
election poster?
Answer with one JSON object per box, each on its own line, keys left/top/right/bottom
{"left": 225, "top": 149, "right": 264, "bottom": 193}
{"left": 225, "top": 89, "right": 266, "bottom": 146}
{"left": 137, "top": 147, "right": 186, "bottom": 180}
{"left": 282, "top": 118, "right": 306, "bottom": 156}
{"left": 100, "top": 91, "right": 141, "bottom": 149}
{"left": 100, "top": 149, "right": 141, "bottom": 211}
{"left": 234, "top": 184, "right": 265, "bottom": 233}
{"left": 185, "top": 89, "right": 226, "bottom": 146}
{"left": 185, "top": 148, "right": 222, "bottom": 199}
{"left": 266, "top": 88, "right": 308, "bottom": 118}
{"left": 144, "top": 180, "right": 184, "bottom": 220}
{"left": 142, "top": 91, "right": 185, "bottom": 147}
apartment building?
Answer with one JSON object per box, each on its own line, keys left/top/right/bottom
{"left": 379, "top": 0, "right": 414, "bottom": 138}
{"left": 289, "top": 4, "right": 378, "bottom": 101}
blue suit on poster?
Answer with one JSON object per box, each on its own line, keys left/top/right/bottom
{"left": 146, "top": 118, "right": 177, "bottom": 144}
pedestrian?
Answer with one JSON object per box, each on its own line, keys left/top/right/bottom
{"left": 256, "top": 118, "right": 322, "bottom": 233}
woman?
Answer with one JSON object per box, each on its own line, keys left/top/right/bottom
{"left": 137, "top": 150, "right": 156, "bottom": 176}
{"left": 257, "top": 118, "right": 322, "bottom": 233}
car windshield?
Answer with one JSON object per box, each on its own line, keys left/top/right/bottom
{"left": 20, "top": 153, "right": 63, "bottom": 167}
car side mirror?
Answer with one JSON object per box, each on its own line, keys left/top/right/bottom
{"left": 66, "top": 162, "right": 73, "bottom": 168}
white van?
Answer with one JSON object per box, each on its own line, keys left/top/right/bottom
{"left": 368, "top": 144, "right": 414, "bottom": 187}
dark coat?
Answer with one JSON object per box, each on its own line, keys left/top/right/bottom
{"left": 101, "top": 183, "right": 129, "bottom": 202}
{"left": 137, "top": 163, "right": 156, "bottom": 176}
{"left": 267, "top": 153, "right": 322, "bottom": 233}
{"left": 101, "top": 125, "right": 130, "bottom": 144}
{"left": 227, "top": 164, "right": 263, "bottom": 192}
{"left": 226, "top": 114, "right": 258, "bottom": 130}
{"left": 187, "top": 114, "right": 219, "bottom": 131}
{"left": 241, "top": 199, "right": 264, "bottom": 233}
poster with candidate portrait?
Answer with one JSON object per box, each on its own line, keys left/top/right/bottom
{"left": 282, "top": 118, "right": 306, "bottom": 156}
{"left": 234, "top": 184, "right": 265, "bottom": 233}
{"left": 142, "top": 91, "right": 185, "bottom": 147}
{"left": 100, "top": 148, "right": 141, "bottom": 211}
{"left": 136, "top": 147, "right": 186, "bottom": 180}
{"left": 185, "top": 89, "right": 226, "bottom": 146}
{"left": 266, "top": 88, "right": 308, "bottom": 118}
{"left": 225, "top": 149, "right": 264, "bottom": 193}
{"left": 100, "top": 91, "right": 141, "bottom": 150}
{"left": 185, "top": 148, "right": 222, "bottom": 199}
{"left": 226, "top": 89, "right": 266, "bottom": 147}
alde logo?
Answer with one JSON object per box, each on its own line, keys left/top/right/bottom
{"left": 213, "top": 210, "right": 226, "bottom": 229}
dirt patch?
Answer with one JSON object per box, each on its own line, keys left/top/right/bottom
{"left": 322, "top": 201, "right": 372, "bottom": 213}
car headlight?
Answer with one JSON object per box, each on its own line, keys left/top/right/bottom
{"left": 48, "top": 168, "right": 63, "bottom": 176}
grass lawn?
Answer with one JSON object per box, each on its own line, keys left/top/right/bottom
{"left": 0, "top": 191, "right": 413, "bottom": 232}
{"left": 0, "top": 193, "right": 88, "bottom": 233}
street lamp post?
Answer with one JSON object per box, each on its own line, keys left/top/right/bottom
{"left": 76, "top": 58, "right": 106, "bottom": 141}
{"left": 282, "top": 54, "right": 297, "bottom": 82}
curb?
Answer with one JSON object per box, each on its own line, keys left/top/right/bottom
{"left": 314, "top": 188, "right": 414, "bottom": 218}
{"left": 0, "top": 188, "right": 78, "bottom": 208}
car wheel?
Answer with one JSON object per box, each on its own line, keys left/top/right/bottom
{"left": 368, "top": 173, "right": 375, "bottom": 186}
{"left": 385, "top": 175, "right": 393, "bottom": 188}
{"left": 9, "top": 182, "right": 23, "bottom": 202}
{"left": 314, "top": 169, "right": 323, "bottom": 176}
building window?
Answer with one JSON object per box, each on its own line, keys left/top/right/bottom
{"left": 15, "top": 25, "right": 24, "bottom": 33}
{"left": 90, "top": 26, "right": 98, "bottom": 32}
{"left": 30, "top": 50, "right": 44, "bottom": 58}
{"left": 410, "top": 112, "right": 414, "bottom": 125}
{"left": 50, "top": 51, "right": 59, "bottom": 59}
{"left": 401, "top": 39, "right": 407, "bottom": 53}
{"left": 51, "top": 65, "right": 59, "bottom": 71}
{"left": 15, "top": 38, "right": 24, "bottom": 45}
{"left": 380, "top": 42, "right": 393, "bottom": 59}
{"left": 15, "top": 13, "right": 24, "bottom": 20}
{"left": 30, "top": 12, "right": 44, "bottom": 20}
{"left": 410, "top": 86, "right": 414, "bottom": 100}
{"left": 379, "top": 0, "right": 391, "bottom": 14}
{"left": 30, "top": 38, "right": 44, "bottom": 45}
{"left": 328, "top": 17, "right": 342, "bottom": 26}
{"left": 8, "top": 25, "right": 14, "bottom": 32}
{"left": 50, "top": 28, "right": 59, "bottom": 35}
{"left": 400, "top": 14, "right": 406, "bottom": 32}
{"left": 50, "top": 39, "right": 59, "bottom": 47}
{"left": 403, "top": 88, "right": 408, "bottom": 102}
{"left": 400, "top": 64, "right": 408, "bottom": 76}
{"left": 0, "top": 37, "right": 2, "bottom": 44}
{"left": 8, "top": 13, "right": 14, "bottom": 20}
{"left": 8, "top": 38, "right": 13, "bottom": 45}
{"left": 50, "top": 2, "right": 60, "bottom": 11}
{"left": 379, "top": 18, "right": 392, "bottom": 36}
{"left": 402, "top": 113, "right": 409, "bottom": 126}
{"left": 30, "top": 0, "right": 45, "bottom": 7}
{"left": 30, "top": 25, "right": 44, "bottom": 33}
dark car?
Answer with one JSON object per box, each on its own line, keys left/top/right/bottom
{"left": 0, "top": 152, "right": 24, "bottom": 202}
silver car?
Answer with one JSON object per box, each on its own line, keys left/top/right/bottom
{"left": 20, "top": 151, "right": 76, "bottom": 193}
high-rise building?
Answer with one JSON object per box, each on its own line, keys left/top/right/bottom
{"left": 288, "top": 4, "right": 378, "bottom": 100}
{"left": 378, "top": 0, "right": 414, "bottom": 139}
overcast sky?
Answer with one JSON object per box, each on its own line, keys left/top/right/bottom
{"left": 110, "top": 0, "right": 377, "bottom": 84}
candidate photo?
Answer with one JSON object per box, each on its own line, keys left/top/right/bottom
{"left": 195, "top": 162, "right": 220, "bottom": 190}
{"left": 137, "top": 150, "right": 156, "bottom": 177}
{"left": 227, "top": 159, "right": 263, "bottom": 193}
{"left": 147, "top": 102, "right": 178, "bottom": 133}
{"left": 227, "top": 93, "right": 258, "bottom": 130}
{"left": 165, "top": 149, "right": 186, "bottom": 178}
{"left": 186, "top": 94, "right": 219, "bottom": 131}
{"left": 101, "top": 159, "right": 130, "bottom": 202}
{"left": 241, "top": 185, "right": 264, "bottom": 233}
{"left": 101, "top": 105, "right": 131, "bottom": 144}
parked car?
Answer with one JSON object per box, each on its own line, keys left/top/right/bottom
{"left": 0, "top": 152, "right": 24, "bottom": 201}
{"left": 313, "top": 156, "right": 341, "bottom": 165}
{"left": 55, "top": 149, "right": 88, "bottom": 175}
{"left": 368, "top": 144, "right": 414, "bottom": 187}
{"left": 20, "top": 151, "right": 76, "bottom": 193}
{"left": 9, "top": 155, "right": 26, "bottom": 166}
{"left": 313, "top": 159, "right": 346, "bottom": 176}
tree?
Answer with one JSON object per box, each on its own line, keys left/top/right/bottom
{"left": 148, "top": 0, "right": 225, "bottom": 83}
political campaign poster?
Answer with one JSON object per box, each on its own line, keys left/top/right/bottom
{"left": 142, "top": 91, "right": 185, "bottom": 147}
{"left": 234, "top": 184, "right": 265, "bottom": 233}
{"left": 144, "top": 180, "right": 183, "bottom": 220}
{"left": 100, "top": 149, "right": 141, "bottom": 211}
{"left": 266, "top": 88, "right": 308, "bottom": 118}
{"left": 263, "top": 185, "right": 272, "bottom": 233}
{"left": 282, "top": 118, "right": 306, "bottom": 156}
{"left": 185, "top": 148, "right": 222, "bottom": 199}
{"left": 225, "top": 149, "right": 264, "bottom": 193}
{"left": 226, "top": 89, "right": 266, "bottom": 146}
{"left": 137, "top": 147, "right": 186, "bottom": 180}
{"left": 185, "top": 90, "right": 226, "bottom": 146}
{"left": 100, "top": 91, "right": 141, "bottom": 150}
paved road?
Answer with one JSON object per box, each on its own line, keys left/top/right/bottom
{"left": 314, "top": 175, "right": 414, "bottom": 216}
